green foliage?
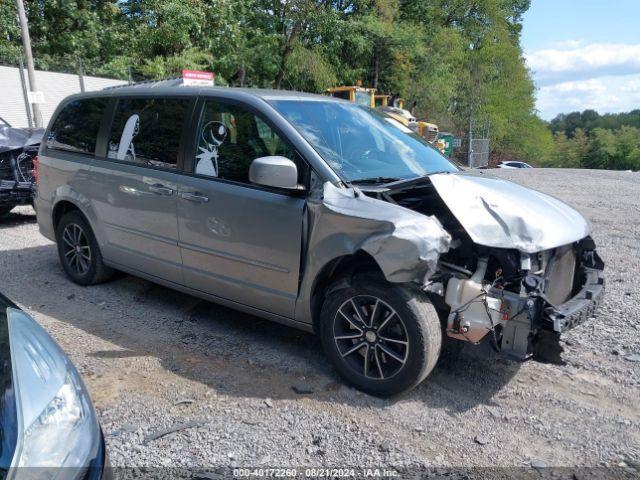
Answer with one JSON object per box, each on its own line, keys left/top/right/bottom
{"left": 550, "top": 109, "right": 640, "bottom": 138}
{"left": 1, "top": 0, "right": 556, "bottom": 164}
{"left": 545, "top": 126, "right": 640, "bottom": 171}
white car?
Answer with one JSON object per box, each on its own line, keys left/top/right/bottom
{"left": 497, "top": 161, "right": 533, "bottom": 169}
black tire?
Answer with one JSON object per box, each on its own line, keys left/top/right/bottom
{"left": 55, "top": 211, "right": 114, "bottom": 286}
{"left": 0, "top": 205, "right": 14, "bottom": 217}
{"left": 320, "top": 276, "right": 442, "bottom": 397}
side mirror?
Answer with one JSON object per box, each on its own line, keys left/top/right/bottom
{"left": 249, "top": 156, "right": 302, "bottom": 190}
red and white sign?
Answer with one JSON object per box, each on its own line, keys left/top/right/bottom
{"left": 182, "top": 70, "right": 215, "bottom": 87}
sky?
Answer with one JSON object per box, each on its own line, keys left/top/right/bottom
{"left": 521, "top": 0, "right": 640, "bottom": 120}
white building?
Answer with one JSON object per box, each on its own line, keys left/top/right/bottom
{"left": 0, "top": 65, "right": 126, "bottom": 128}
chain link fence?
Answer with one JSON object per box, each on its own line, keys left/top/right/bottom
{"left": 467, "top": 119, "right": 491, "bottom": 168}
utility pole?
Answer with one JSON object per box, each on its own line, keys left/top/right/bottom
{"left": 15, "top": 0, "right": 42, "bottom": 127}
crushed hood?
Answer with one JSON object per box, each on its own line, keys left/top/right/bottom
{"left": 428, "top": 172, "right": 591, "bottom": 253}
{"left": 0, "top": 125, "right": 44, "bottom": 154}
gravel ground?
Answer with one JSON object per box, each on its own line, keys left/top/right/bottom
{"left": 0, "top": 168, "right": 638, "bottom": 475}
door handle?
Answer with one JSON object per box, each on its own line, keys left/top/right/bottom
{"left": 148, "top": 184, "right": 174, "bottom": 196}
{"left": 180, "top": 192, "right": 209, "bottom": 204}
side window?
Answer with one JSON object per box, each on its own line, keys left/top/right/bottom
{"left": 194, "top": 100, "right": 303, "bottom": 185}
{"left": 47, "top": 98, "right": 108, "bottom": 154}
{"left": 107, "top": 98, "right": 190, "bottom": 170}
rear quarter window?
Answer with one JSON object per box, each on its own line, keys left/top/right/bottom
{"left": 107, "top": 97, "right": 191, "bottom": 170}
{"left": 47, "top": 98, "right": 108, "bottom": 154}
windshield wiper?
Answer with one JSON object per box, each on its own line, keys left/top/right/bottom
{"left": 427, "top": 170, "right": 455, "bottom": 175}
{"left": 349, "top": 176, "right": 402, "bottom": 185}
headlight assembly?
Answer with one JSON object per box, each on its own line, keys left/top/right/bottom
{"left": 6, "top": 307, "right": 103, "bottom": 479}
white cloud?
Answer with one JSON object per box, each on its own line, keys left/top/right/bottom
{"left": 526, "top": 42, "right": 640, "bottom": 119}
{"left": 535, "top": 75, "right": 640, "bottom": 120}
{"left": 526, "top": 43, "right": 640, "bottom": 86}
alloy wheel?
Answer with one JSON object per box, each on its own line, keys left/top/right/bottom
{"left": 333, "top": 295, "right": 409, "bottom": 380}
{"left": 61, "top": 223, "right": 92, "bottom": 276}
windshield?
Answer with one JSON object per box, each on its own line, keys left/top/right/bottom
{"left": 270, "top": 100, "right": 458, "bottom": 183}
{"left": 354, "top": 91, "right": 372, "bottom": 107}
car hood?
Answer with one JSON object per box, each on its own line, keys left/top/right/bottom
{"left": 428, "top": 172, "right": 591, "bottom": 253}
{"left": 0, "top": 126, "right": 44, "bottom": 154}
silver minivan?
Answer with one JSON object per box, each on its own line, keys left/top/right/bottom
{"left": 35, "top": 81, "right": 605, "bottom": 396}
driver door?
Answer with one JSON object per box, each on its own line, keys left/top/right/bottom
{"left": 176, "top": 98, "right": 307, "bottom": 318}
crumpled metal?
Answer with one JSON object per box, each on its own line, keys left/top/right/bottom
{"left": 429, "top": 172, "right": 591, "bottom": 253}
{"left": 0, "top": 125, "right": 44, "bottom": 154}
{"left": 306, "top": 182, "right": 451, "bottom": 284}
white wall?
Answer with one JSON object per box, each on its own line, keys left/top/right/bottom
{"left": 0, "top": 65, "right": 127, "bottom": 128}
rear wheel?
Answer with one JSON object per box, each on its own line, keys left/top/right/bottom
{"left": 320, "top": 276, "right": 442, "bottom": 397}
{"left": 55, "top": 211, "right": 114, "bottom": 285}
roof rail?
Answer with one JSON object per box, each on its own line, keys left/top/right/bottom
{"left": 103, "top": 76, "right": 184, "bottom": 90}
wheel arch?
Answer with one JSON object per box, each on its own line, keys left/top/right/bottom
{"left": 52, "top": 199, "right": 83, "bottom": 230}
{"left": 50, "top": 188, "right": 105, "bottom": 247}
{"left": 309, "top": 250, "right": 384, "bottom": 334}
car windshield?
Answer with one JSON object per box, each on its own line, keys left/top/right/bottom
{"left": 270, "top": 100, "right": 458, "bottom": 183}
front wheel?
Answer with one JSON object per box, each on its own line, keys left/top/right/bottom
{"left": 320, "top": 276, "right": 442, "bottom": 397}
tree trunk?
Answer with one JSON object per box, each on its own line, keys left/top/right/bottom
{"left": 274, "top": 44, "right": 292, "bottom": 90}
{"left": 239, "top": 63, "right": 246, "bottom": 87}
{"left": 373, "top": 49, "right": 379, "bottom": 89}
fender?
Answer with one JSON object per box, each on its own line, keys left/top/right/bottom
{"left": 294, "top": 182, "right": 451, "bottom": 325}
{"left": 49, "top": 185, "right": 107, "bottom": 248}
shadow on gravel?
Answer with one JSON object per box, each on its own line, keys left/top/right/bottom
{"left": 91, "top": 349, "right": 141, "bottom": 359}
{"left": 5, "top": 243, "right": 519, "bottom": 413}
{"left": 0, "top": 208, "right": 36, "bottom": 229}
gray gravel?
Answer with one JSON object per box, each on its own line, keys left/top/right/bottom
{"left": 0, "top": 168, "right": 638, "bottom": 471}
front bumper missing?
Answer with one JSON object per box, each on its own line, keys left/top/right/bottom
{"left": 499, "top": 260, "right": 605, "bottom": 361}
{"left": 0, "top": 180, "right": 34, "bottom": 206}
{"left": 544, "top": 266, "right": 605, "bottom": 333}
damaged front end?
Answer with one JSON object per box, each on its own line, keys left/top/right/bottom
{"left": 358, "top": 171, "right": 605, "bottom": 361}
{"left": 440, "top": 239, "right": 604, "bottom": 360}
{"left": 0, "top": 121, "right": 42, "bottom": 210}
{"left": 0, "top": 146, "right": 38, "bottom": 208}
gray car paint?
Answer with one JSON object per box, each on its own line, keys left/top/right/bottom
{"left": 176, "top": 173, "right": 305, "bottom": 317}
{"left": 429, "top": 172, "right": 591, "bottom": 253}
{"left": 36, "top": 84, "right": 590, "bottom": 333}
{"left": 88, "top": 162, "right": 183, "bottom": 283}
{"left": 0, "top": 122, "right": 43, "bottom": 154}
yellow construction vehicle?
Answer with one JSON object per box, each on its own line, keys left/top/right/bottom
{"left": 417, "top": 119, "right": 440, "bottom": 143}
{"left": 374, "top": 94, "right": 390, "bottom": 107}
{"left": 327, "top": 81, "right": 376, "bottom": 108}
{"left": 378, "top": 106, "right": 419, "bottom": 132}
{"left": 382, "top": 108, "right": 445, "bottom": 154}
{"left": 328, "top": 83, "right": 445, "bottom": 154}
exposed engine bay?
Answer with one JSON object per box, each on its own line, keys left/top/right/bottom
{"left": 0, "top": 119, "right": 42, "bottom": 212}
{"left": 358, "top": 173, "right": 605, "bottom": 361}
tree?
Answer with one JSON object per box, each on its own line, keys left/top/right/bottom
{"left": 0, "top": 0, "right": 560, "bottom": 166}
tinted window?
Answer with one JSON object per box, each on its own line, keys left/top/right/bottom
{"left": 47, "top": 98, "right": 108, "bottom": 154}
{"left": 330, "top": 90, "right": 350, "bottom": 101}
{"left": 108, "top": 98, "right": 190, "bottom": 170}
{"left": 194, "top": 100, "right": 301, "bottom": 185}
